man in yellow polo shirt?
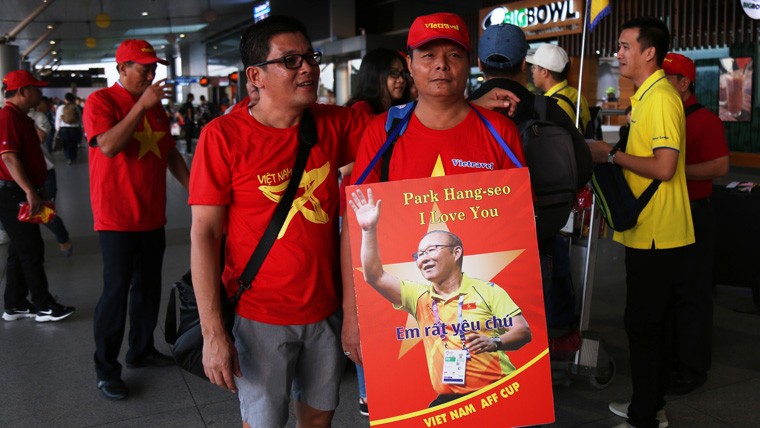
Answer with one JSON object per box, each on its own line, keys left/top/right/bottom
{"left": 527, "top": 43, "right": 591, "bottom": 133}
{"left": 348, "top": 188, "right": 532, "bottom": 408}
{"left": 588, "top": 17, "right": 695, "bottom": 428}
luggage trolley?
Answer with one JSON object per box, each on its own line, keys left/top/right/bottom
{"left": 549, "top": 188, "right": 616, "bottom": 389}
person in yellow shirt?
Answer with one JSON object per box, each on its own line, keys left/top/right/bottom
{"left": 588, "top": 17, "right": 695, "bottom": 428}
{"left": 348, "top": 188, "right": 532, "bottom": 408}
{"left": 527, "top": 43, "right": 591, "bottom": 134}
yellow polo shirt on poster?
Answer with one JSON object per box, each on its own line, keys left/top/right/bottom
{"left": 614, "top": 69, "right": 695, "bottom": 250}
{"left": 545, "top": 80, "right": 591, "bottom": 133}
{"left": 397, "top": 274, "right": 520, "bottom": 395}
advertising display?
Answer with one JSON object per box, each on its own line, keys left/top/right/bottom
{"left": 346, "top": 168, "right": 554, "bottom": 428}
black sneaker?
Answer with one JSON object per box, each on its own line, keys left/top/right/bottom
{"left": 359, "top": 398, "right": 369, "bottom": 417}
{"left": 3, "top": 307, "right": 36, "bottom": 321}
{"left": 35, "top": 302, "right": 75, "bottom": 322}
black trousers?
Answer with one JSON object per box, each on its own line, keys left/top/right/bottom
{"left": 93, "top": 228, "right": 165, "bottom": 381}
{"left": 624, "top": 243, "right": 695, "bottom": 428}
{"left": 673, "top": 200, "right": 714, "bottom": 377}
{"left": 59, "top": 127, "right": 82, "bottom": 163}
{"left": 0, "top": 186, "right": 54, "bottom": 310}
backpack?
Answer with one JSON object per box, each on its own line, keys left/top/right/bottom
{"left": 551, "top": 92, "right": 603, "bottom": 140}
{"left": 590, "top": 102, "right": 701, "bottom": 232}
{"left": 61, "top": 103, "right": 80, "bottom": 125}
{"left": 517, "top": 96, "right": 580, "bottom": 241}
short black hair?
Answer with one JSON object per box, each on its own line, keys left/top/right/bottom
{"left": 65, "top": 92, "right": 75, "bottom": 103}
{"left": 481, "top": 62, "right": 523, "bottom": 80}
{"left": 240, "top": 15, "right": 312, "bottom": 68}
{"left": 622, "top": 17, "right": 670, "bottom": 66}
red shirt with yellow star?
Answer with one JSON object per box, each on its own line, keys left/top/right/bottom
{"left": 351, "top": 105, "right": 525, "bottom": 185}
{"left": 188, "top": 104, "right": 369, "bottom": 325}
{"left": 83, "top": 83, "right": 175, "bottom": 231}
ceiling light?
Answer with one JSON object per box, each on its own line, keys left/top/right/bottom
{"left": 141, "top": 11, "right": 148, "bottom": 16}
{"left": 179, "top": 34, "right": 186, "bottom": 38}
{"left": 49, "top": 40, "right": 56, "bottom": 44}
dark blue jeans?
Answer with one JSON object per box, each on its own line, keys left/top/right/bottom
{"left": 93, "top": 228, "right": 165, "bottom": 381}
{"left": 0, "top": 186, "right": 54, "bottom": 310}
{"left": 59, "top": 127, "right": 82, "bottom": 163}
{"left": 42, "top": 169, "right": 70, "bottom": 244}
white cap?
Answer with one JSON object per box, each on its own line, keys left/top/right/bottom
{"left": 525, "top": 44, "right": 569, "bottom": 73}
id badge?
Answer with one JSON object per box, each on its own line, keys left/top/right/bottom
{"left": 441, "top": 349, "right": 467, "bottom": 384}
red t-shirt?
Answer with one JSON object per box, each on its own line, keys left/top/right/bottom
{"left": 83, "top": 84, "right": 176, "bottom": 231}
{"left": 0, "top": 102, "right": 47, "bottom": 187}
{"left": 684, "top": 96, "right": 729, "bottom": 200}
{"left": 188, "top": 103, "right": 368, "bottom": 325}
{"left": 351, "top": 104, "right": 525, "bottom": 184}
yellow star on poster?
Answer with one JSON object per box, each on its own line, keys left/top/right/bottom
{"left": 134, "top": 117, "right": 164, "bottom": 160}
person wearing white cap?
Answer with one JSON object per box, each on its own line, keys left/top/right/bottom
{"left": 527, "top": 44, "right": 591, "bottom": 135}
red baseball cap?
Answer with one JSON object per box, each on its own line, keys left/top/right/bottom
{"left": 2, "top": 70, "right": 49, "bottom": 92}
{"left": 407, "top": 12, "right": 471, "bottom": 52}
{"left": 662, "top": 53, "right": 696, "bottom": 83}
{"left": 115, "top": 39, "right": 169, "bottom": 65}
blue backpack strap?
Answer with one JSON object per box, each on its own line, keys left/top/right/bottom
{"left": 468, "top": 104, "right": 523, "bottom": 168}
{"left": 354, "top": 102, "right": 416, "bottom": 185}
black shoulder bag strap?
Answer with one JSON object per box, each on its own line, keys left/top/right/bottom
{"left": 634, "top": 102, "right": 701, "bottom": 206}
{"left": 230, "top": 108, "right": 318, "bottom": 304}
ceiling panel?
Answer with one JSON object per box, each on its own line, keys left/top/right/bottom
{"left": 0, "top": 0, "right": 255, "bottom": 67}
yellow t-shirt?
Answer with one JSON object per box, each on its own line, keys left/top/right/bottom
{"left": 545, "top": 80, "right": 591, "bottom": 134}
{"left": 613, "top": 69, "right": 695, "bottom": 249}
{"left": 397, "top": 274, "right": 520, "bottom": 395}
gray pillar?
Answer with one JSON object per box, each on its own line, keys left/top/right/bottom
{"left": 334, "top": 59, "right": 349, "bottom": 106}
{"left": 0, "top": 44, "right": 21, "bottom": 81}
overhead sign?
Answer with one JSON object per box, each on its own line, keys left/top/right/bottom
{"left": 479, "top": 0, "right": 583, "bottom": 40}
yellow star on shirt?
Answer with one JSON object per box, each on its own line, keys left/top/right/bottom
{"left": 134, "top": 117, "right": 164, "bottom": 160}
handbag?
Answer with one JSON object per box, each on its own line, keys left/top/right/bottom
{"left": 164, "top": 108, "right": 318, "bottom": 379}
{"left": 589, "top": 138, "right": 660, "bottom": 232}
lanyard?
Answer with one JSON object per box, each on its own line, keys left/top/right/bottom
{"left": 431, "top": 294, "right": 470, "bottom": 360}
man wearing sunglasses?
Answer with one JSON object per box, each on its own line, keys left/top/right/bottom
{"left": 189, "top": 16, "right": 368, "bottom": 428}
{"left": 348, "top": 188, "right": 531, "bottom": 407}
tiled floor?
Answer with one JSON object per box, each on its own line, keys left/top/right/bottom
{"left": 1, "top": 147, "right": 758, "bottom": 427}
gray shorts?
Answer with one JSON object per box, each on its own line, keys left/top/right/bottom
{"left": 233, "top": 312, "right": 345, "bottom": 428}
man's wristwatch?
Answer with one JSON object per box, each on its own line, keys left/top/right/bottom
{"left": 607, "top": 147, "right": 620, "bottom": 164}
{"left": 490, "top": 337, "right": 502, "bottom": 351}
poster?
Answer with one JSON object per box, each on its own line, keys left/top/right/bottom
{"left": 346, "top": 168, "right": 554, "bottom": 428}
{"left": 719, "top": 56, "right": 753, "bottom": 122}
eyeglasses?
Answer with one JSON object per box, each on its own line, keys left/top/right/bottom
{"left": 388, "top": 70, "right": 410, "bottom": 80}
{"left": 412, "top": 245, "right": 457, "bottom": 261}
{"left": 253, "top": 51, "right": 322, "bottom": 70}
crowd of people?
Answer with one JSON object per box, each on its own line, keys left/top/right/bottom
{"left": 0, "top": 10, "right": 730, "bottom": 428}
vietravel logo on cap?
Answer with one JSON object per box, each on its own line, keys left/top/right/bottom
{"left": 407, "top": 12, "right": 471, "bottom": 52}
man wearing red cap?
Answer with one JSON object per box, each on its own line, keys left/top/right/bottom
{"left": 0, "top": 70, "right": 76, "bottom": 323}
{"left": 341, "top": 10, "right": 526, "bottom": 399}
{"left": 663, "top": 52, "right": 729, "bottom": 395}
{"left": 83, "top": 39, "right": 190, "bottom": 400}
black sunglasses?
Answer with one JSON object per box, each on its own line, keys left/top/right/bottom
{"left": 253, "top": 51, "right": 322, "bottom": 70}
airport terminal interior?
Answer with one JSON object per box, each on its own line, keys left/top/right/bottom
{"left": 0, "top": 145, "right": 757, "bottom": 428}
